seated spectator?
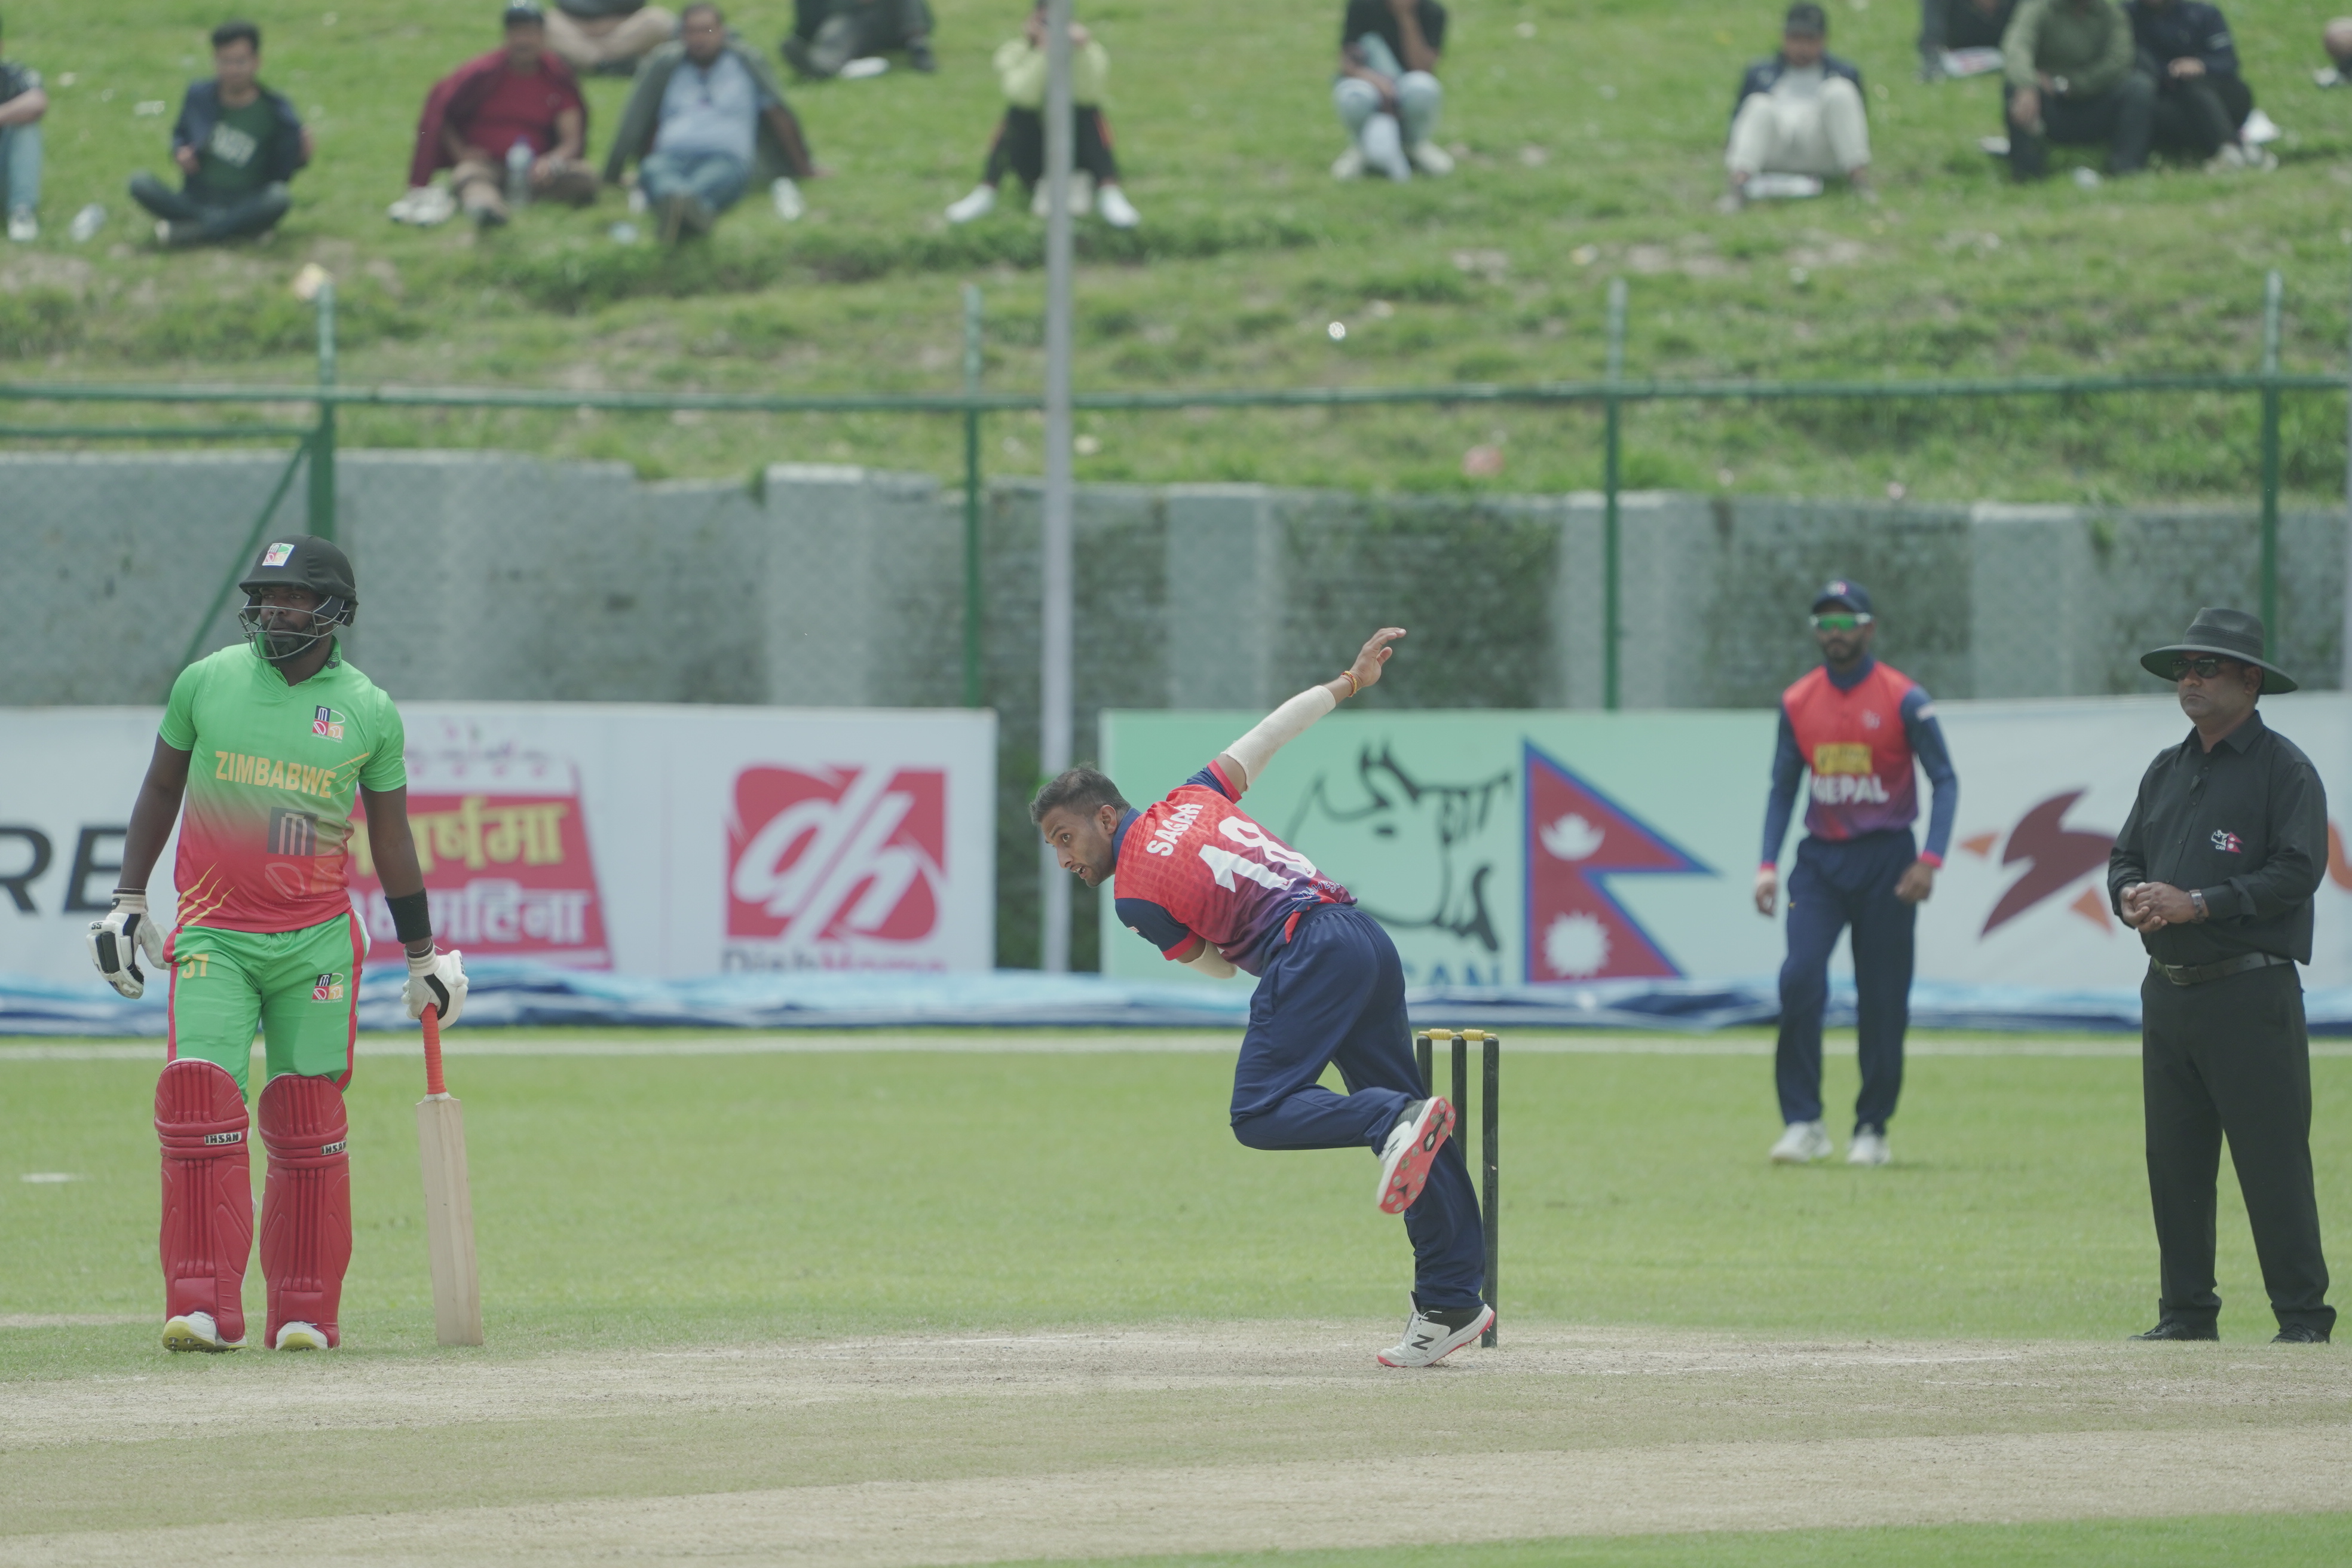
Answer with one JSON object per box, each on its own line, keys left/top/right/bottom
{"left": 944, "top": 5, "right": 1138, "bottom": 229}
{"left": 130, "top": 20, "right": 310, "bottom": 247}
{"left": 2128, "top": 0, "right": 2266, "bottom": 169}
{"left": 1918, "top": 0, "right": 2017, "bottom": 79}
{"left": 402, "top": 2, "right": 596, "bottom": 228}
{"left": 1725, "top": 5, "right": 1872, "bottom": 210}
{"left": 604, "top": 2, "right": 816, "bottom": 244}
{"left": 2000, "top": 0, "right": 2153, "bottom": 180}
{"left": 546, "top": 0, "right": 677, "bottom": 75}
{"left": 783, "top": 0, "right": 935, "bottom": 79}
{"left": 0, "top": 15, "right": 47, "bottom": 242}
{"left": 2323, "top": 17, "right": 2352, "bottom": 85}
{"left": 1331, "top": 0, "right": 1448, "bottom": 182}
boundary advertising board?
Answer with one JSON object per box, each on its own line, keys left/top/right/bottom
{"left": 0, "top": 705, "right": 994, "bottom": 984}
{"left": 1102, "top": 696, "right": 2352, "bottom": 993}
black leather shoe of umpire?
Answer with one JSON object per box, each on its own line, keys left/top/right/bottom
{"left": 2129, "top": 1319, "right": 2219, "bottom": 1342}
{"left": 2271, "top": 1324, "right": 2332, "bottom": 1344}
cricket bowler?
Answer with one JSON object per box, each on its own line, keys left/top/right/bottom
{"left": 1031, "top": 627, "right": 1492, "bottom": 1367}
{"left": 88, "top": 535, "right": 468, "bottom": 1352}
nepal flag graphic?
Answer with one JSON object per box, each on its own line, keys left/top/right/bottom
{"left": 1524, "top": 743, "right": 1711, "bottom": 982}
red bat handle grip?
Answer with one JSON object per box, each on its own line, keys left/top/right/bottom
{"left": 421, "top": 1003, "right": 446, "bottom": 1097}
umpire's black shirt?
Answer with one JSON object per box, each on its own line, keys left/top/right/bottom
{"left": 2107, "top": 710, "right": 2327, "bottom": 966}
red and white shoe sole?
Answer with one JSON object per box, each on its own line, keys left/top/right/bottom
{"left": 1377, "top": 1098, "right": 1457, "bottom": 1215}
{"left": 1377, "top": 1303, "right": 1496, "bottom": 1367}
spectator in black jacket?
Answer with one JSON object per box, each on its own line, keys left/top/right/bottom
{"left": 1919, "top": 0, "right": 2017, "bottom": 79}
{"left": 1725, "top": 5, "right": 1872, "bottom": 209}
{"left": 2127, "top": 0, "right": 2265, "bottom": 167}
{"left": 130, "top": 20, "right": 310, "bottom": 246}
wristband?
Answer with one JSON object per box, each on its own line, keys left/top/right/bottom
{"left": 1338, "top": 670, "right": 1359, "bottom": 699}
{"left": 386, "top": 889, "right": 434, "bottom": 945}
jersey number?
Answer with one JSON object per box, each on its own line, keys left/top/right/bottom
{"left": 1196, "top": 818, "right": 1315, "bottom": 893}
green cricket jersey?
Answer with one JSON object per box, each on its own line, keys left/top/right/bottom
{"left": 158, "top": 641, "right": 407, "bottom": 935}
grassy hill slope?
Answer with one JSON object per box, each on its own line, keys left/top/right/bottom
{"left": 0, "top": 0, "right": 2347, "bottom": 502}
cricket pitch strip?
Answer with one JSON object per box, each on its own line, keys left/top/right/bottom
{"left": 5, "top": 1322, "right": 2349, "bottom": 1565}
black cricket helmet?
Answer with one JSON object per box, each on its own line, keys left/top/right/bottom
{"left": 237, "top": 535, "right": 357, "bottom": 662}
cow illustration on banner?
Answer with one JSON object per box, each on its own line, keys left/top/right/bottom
{"left": 347, "top": 747, "right": 610, "bottom": 969}
{"left": 724, "top": 764, "right": 948, "bottom": 969}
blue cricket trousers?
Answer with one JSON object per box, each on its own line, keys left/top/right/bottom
{"left": 1775, "top": 829, "right": 1917, "bottom": 1134}
{"left": 1228, "top": 904, "right": 1486, "bottom": 1311}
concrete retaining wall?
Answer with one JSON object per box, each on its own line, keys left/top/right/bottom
{"left": 6, "top": 449, "right": 2341, "bottom": 963}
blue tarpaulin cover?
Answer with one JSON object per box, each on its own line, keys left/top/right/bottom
{"left": 10, "top": 961, "right": 2352, "bottom": 1037}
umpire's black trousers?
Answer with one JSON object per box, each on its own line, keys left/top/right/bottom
{"left": 2140, "top": 960, "right": 2334, "bottom": 1335}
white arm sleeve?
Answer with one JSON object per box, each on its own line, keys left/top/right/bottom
{"left": 1183, "top": 944, "right": 1238, "bottom": 979}
{"left": 1221, "top": 685, "right": 1338, "bottom": 793}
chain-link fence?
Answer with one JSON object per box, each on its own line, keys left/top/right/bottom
{"left": 5, "top": 270, "right": 2348, "bottom": 967}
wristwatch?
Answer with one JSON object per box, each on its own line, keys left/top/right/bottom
{"left": 2188, "top": 888, "right": 2209, "bottom": 922}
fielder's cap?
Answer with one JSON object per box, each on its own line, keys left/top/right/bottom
{"left": 503, "top": 0, "right": 547, "bottom": 23}
{"left": 1811, "top": 578, "right": 1872, "bottom": 614}
{"left": 240, "top": 535, "right": 358, "bottom": 604}
{"left": 2139, "top": 606, "right": 2297, "bottom": 693}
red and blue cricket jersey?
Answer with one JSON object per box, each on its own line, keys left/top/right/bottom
{"left": 1760, "top": 656, "right": 1958, "bottom": 868}
{"left": 1113, "top": 760, "right": 1355, "bottom": 976}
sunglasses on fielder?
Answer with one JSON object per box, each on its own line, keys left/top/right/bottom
{"left": 2167, "top": 654, "right": 2239, "bottom": 680}
{"left": 1809, "top": 612, "right": 1872, "bottom": 632}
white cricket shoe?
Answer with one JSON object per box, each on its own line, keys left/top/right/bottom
{"left": 273, "top": 1321, "right": 332, "bottom": 1351}
{"left": 1408, "top": 140, "right": 1454, "bottom": 176}
{"left": 1377, "top": 1298, "right": 1495, "bottom": 1367}
{"left": 1848, "top": 1129, "right": 1891, "bottom": 1166}
{"left": 163, "top": 1310, "right": 241, "bottom": 1352}
{"left": 1376, "top": 1097, "right": 1456, "bottom": 1214}
{"left": 1096, "top": 184, "right": 1140, "bottom": 229}
{"left": 945, "top": 183, "right": 997, "bottom": 223}
{"left": 1769, "top": 1120, "right": 1832, "bottom": 1163}
{"left": 1330, "top": 145, "right": 1366, "bottom": 180}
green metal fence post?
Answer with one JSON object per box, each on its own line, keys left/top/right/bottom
{"left": 2259, "top": 270, "right": 2282, "bottom": 656}
{"left": 308, "top": 278, "right": 338, "bottom": 541}
{"left": 962, "top": 284, "right": 985, "bottom": 709}
{"left": 1603, "top": 277, "right": 1627, "bottom": 712}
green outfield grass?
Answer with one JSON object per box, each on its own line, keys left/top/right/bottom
{"left": 0, "top": 1, "right": 2345, "bottom": 502}
{"left": 984, "top": 1513, "right": 2352, "bottom": 1568}
{"left": 6, "top": 1036, "right": 2348, "bottom": 1380}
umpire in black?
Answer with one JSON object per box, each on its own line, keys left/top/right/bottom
{"left": 2109, "top": 607, "right": 2333, "bottom": 1344}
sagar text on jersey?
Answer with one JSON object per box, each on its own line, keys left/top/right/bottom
{"left": 1111, "top": 761, "right": 1353, "bottom": 976}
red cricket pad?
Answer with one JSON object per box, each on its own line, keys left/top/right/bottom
{"left": 259, "top": 1073, "right": 353, "bottom": 1349}
{"left": 155, "top": 1058, "right": 254, "bottom": 1345}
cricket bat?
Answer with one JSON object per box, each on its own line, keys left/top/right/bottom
{"left": 416, "top": 1004, "right": 484, "bottom": 1347}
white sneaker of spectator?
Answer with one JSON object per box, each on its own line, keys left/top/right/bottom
{"left": 945, "top": 184, "right": 997, "bottom": 223}
{"left": 1095, "top": 183, "right": 1140, "bottom": 229}
{"left": 771, "top": 177, "right": 805, "bottom": 222}
{"left": 1408, "top": 141, "right": 1454, "bottom": 176}
{"left": 6, "top": 209, "right": 34, "bottom": 243}
{"left": 627, "top": 185, "right": 648, "bottom": 216}
{"left": 1031, "top": 171, "right": 1093, "bottom": 218}
{"left": 387, "top": 185, "right": 455, "bottom": 226}
{"left": 1331, "top": 145, "right": 1366, "bottom": 179}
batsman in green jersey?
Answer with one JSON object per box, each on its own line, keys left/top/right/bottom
{"left": 88, "top": 535, "right": 470, "bottom": 1353}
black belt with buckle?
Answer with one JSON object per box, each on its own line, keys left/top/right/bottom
{"left": 2151, "top": 951, "right": 2295, "bottom": 987}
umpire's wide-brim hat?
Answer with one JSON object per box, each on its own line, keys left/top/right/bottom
{"left": 2139, "top": 606, "right": 2297, "bottom": 694}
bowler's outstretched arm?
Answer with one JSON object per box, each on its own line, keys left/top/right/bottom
{"left": 1213, "top": 627, "right": 1406, "bottom": 797}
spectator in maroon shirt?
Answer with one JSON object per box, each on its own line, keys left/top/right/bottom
{"left": 399, "top": 1, "right": 594, "bottom": 226}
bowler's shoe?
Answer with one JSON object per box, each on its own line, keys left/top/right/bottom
{"left": 2272, "top": 1324, "right": 2332, "bottom": 1344}
{"left": 2129, "top": 1319, "right": 2219, "bottom": 1342}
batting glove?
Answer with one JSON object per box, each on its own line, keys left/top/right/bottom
{"left": 404, "top": 947, "right": 469, "bottom": 1025}
{"left": 86, "top": 890, "right": 171, "bottom": 1000}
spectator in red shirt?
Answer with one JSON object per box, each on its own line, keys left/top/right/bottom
{"left": 398, "top": 1, "right": 595, "bottom": 227}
